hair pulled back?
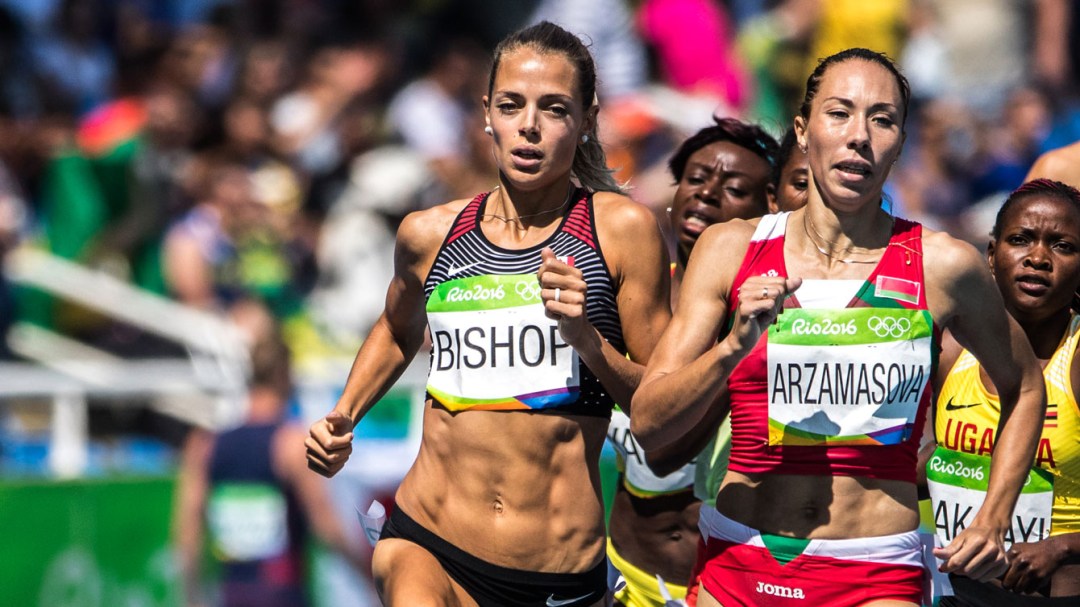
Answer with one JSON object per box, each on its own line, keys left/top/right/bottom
{"left": 799, "top": 48, "right": 912, "bottom": 130}
{"left": 488, "top": 21, "right": 623, "bottom": 193}
{"left": 667, "top": 117, "right": 780, "bottom": 185}
{"left": 992, "top": 178, "right": 1080, "bottom": 240}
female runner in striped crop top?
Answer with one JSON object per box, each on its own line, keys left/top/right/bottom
{"left": 305, "top": 21, "right": 670, "bottom": 607}
{"left": 632, "top": 48, "right": 1048, "bottom": 607}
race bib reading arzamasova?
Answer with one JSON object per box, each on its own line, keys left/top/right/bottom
{"left": 207, "top": 483, "right": 289, "bottom": 561}
{"left": 926, "top": 446, "right": 1054, "bottom": 549}
{"left": 426, "top": 274, "right": 579, "bottom": 411}
{"left": 766, "top": 307, "right": 933, "bottom": 446}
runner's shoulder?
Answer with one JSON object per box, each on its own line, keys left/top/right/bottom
{"left": 398, "top": 198, "right": 472, "bottom": 258}
{"left": 921, "top": 228, "right": 986, "bottom": 284}
{"left": 696, "top": 217, "right": 759, "bottom": 257}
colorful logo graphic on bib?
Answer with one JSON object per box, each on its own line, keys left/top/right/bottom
{"left": 427, "top": 274, "right": 579, "bottom": 411}
{"left": 766, "top": 308, "right": 933, "bottom": 446}
{"left": 926, "top": 446, "right": 1054, "bottom": 549}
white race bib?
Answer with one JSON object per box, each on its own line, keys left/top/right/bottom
{"left": 767, "top": 308, "right": 932, "bottom": 446}
{"left": 427, "top": 274, "right": 579, "bottom": 411}
{"left": 926, "top": 446, "right": 1054, "bottom": 550}
{"left": 608, "top": 410, "right": 695, "bottom": 496}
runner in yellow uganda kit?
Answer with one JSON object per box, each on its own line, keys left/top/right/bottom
{"left": 928, "top": 179, "right": 1080, "bottom": 605}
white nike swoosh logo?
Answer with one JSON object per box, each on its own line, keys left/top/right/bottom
{"left": 448, "top": 261, "right": 483, "bottom": 276}
{"left": 546, "top": 594, "right": 593, "bottom": 607}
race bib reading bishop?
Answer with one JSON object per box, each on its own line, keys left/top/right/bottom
{"left": 767, "top": 307, "right": 933, "bottom": 446}
{"left": 426, "top": 274, "right": 579, "bottom": 411}
{"left": 926, "top": 446, "right": 1054, "bottom": 550}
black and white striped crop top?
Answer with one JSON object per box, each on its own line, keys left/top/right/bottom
{"left": 422, "top": 188, "right": 624, "bottom": 417}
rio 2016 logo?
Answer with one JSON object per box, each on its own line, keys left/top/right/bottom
{"left": 928, "top": 455, "right": 986, "bottom": 482}
{"left": 447, "top": 284, "right": 507, "bottom": 303}
{"left": 867, "top": 316, "right": 911, "bottom": 338}
{"left": 790, "top": 317, "right": 857, "bottom": 336}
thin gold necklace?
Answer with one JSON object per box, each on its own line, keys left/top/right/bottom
{"left": 802, "top": 211, "right": 891, "bottom": 265}
{"left": 483, "top": 184, "right": 574, "bottom": 227}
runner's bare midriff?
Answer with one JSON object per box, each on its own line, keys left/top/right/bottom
{"left": 393, "top": 401, "right": 609, "bottom": 573}
{"left": 716, "top": 470, "right": 919, "bottom": 539}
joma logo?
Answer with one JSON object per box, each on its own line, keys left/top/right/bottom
{"left": 755, "top": 581, "right": 805, "bottom": 599}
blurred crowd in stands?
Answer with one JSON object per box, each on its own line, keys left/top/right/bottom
{"left": 2, "top": 0, "right": 1079, "bottom": 360}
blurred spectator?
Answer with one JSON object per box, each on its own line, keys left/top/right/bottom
{"left": 969, "top": 85, "right": 1053, "bottom": 201}
{"left": 163, "top": 160, "right": 300, "bottom": 317}
{"left": 529, "top": 0, "right": 647, "bottom": 100}
{"left": 31, "top": 0, "right": 116, "bottom": 115}
{"left": 87, "top": 83, "right": 202, "bottom": 294}
{"left": 385, "top": 35, "right": 486, "bottom": 201}
{"left": 157, "top": 20, "right": 236, "bottom": 110}
{"left": 0, "top": 6, "right": 44, "bottom": 119}
{"left": 914, "top": 0, "right": 1028, "bottom": 117}
{"left": 175, "top": 298, "right": 368, "bottom": 607}
{"left": 231, "top": 40, "right": 294, "bottom": 106}
{"left": 307, "top": 145, "right": 432, "bottom": 345}
{"left": 637, "top": 0, "right": 750, "bottom": 114}
{"left": 805, "top": 0, "right": 909, "bottom": 70}
{"left": 891, "top": 98, "right": 976, "bottom": 235}
{"left": 269, "top": 37, "right": 388, "bottom": 180}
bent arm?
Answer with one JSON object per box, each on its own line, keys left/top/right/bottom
{"left": 928, "top": 235, "right": 1045, "bottom": 577}
{"left": 332, "top": 212, "right": 437, "bottom": 425}
{"left": 584, "top": 196, "right": 672, "bottom": 408}
{"left": 631, "top": 222, "right": 797, "bottom": 451}
{"left": 947, "top": 269, "right": 1045, "bottom": 534}
{"left": 307, "top": 209, "right": 447, "bottom": 477}
{"left": 643, "top": 393, "right": 730, "bottom": 475}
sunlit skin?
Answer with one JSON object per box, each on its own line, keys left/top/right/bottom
{"left": 305, "top": 33, "right": 671, "bottom": 607}
{"left": 773, "top": 149, "right": 810, "bottom": 212}
{"left": 483, "top": 47, "right": 595, "bottom": 205}
{"left": 633, "top": 56, "right": 1047, "bottom": 607}
{"left": 927, "top": 193, "right": 1080, "bottom": 599}
{"left": 989, "top": 195, "right": 1080, "bottom": 597}
{"left": 608, "top": 136, "right": 773, "bottom": 593}
{"left": 989, "top": 197, "right": 1080, "bottom": 330}
{"left": 796, "top": 60, "right": 905, "bottom": 218}
{"left": 670, "top": 141, "right": 772, "bottom": 267}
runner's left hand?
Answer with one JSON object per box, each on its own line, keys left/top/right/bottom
{"left": 538, "top": 247, "right": 591, "bottom": 348}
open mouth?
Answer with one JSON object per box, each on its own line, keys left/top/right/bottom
{"left": 680, "top": 210, "right": 714, "bottom": 236}
{"left": 835, "top": 161, "right": 872, "bottom": 178}
{"left": 512, "top": 147, "right": 544, "bottom": 160}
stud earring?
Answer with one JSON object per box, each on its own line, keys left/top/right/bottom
{"left": 581, "top": 134, "right": 589, "bottom": 144}
{"left": 484, "top": 126, "right": 493, "bottom": 135}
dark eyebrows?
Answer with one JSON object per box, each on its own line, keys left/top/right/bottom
{"left": 492, "top": 90, "right": 576, "bottom": 104}
{"left": 684, "top": 161, "right": 757, "bottom": 179}
{"left": 820, "top": 96, "right": 900, "bottom": 115}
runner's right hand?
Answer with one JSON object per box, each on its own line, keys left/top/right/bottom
{"left": 726, "top": 276, "right": 802, "bottom": 354}
{"left": 306, "top": 411, "right": 355, "bottom": 477}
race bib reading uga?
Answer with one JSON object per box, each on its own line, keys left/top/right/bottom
{"left": 926, "top": 446, "right": 1054, "bottom": 550}
{"left": 767, "top": 307, "right": 933, "bottom": 446}
{"left": 426, "top": 274, "right": 579, "bottom": 411}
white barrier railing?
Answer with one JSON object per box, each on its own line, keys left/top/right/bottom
{"left": 2, "top": 247, "right": 251, "bottom": 477}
